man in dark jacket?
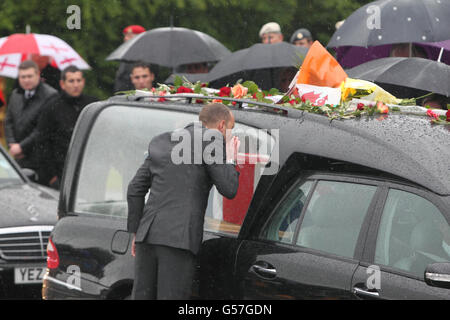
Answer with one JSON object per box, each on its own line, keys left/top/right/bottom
{"left": 127, "top": 103, "right": 240, "bottom": 300}
{"left": 37, "top": 65, "right": 97, "bottom": 189}
{"left": 114, "top": 25, "right": 146, "bottom": 92}
{"left": 5, "top": 60, "right": 58, "bottom": 172}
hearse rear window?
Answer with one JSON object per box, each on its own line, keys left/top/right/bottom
{"left": 74, "top": 105, "right": 275, "bottom": 236}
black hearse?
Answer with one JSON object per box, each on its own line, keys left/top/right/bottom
{"left": 43, "top": 94, "right": 450, "bottom": 299}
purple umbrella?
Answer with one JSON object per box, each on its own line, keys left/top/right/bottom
{"left": 335, "top": 40, "right": 450, "bottom": 69}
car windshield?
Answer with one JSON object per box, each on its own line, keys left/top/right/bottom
{"left": 0, "top": 150, "right": 22, "bottom": 186}
{"left": 74, "top": 105, "right": 276, "bottom": 232}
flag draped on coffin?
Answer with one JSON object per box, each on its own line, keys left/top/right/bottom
{"left": 295, "top": 41, "right": 348, "bottom": 106}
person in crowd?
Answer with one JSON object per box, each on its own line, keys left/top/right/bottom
{"left": 259, "top": 22, "right": 283, "bottom": 44}
{"left": 4, "top": 60, "right": 58, "bottom": 174}
{"left": 114, "top": 25, "right": 147, "bottom": 92}
{"left": 127, "top": 103, "right": 240, "bottom": 300}
{"left": 290, "top": 28, "right": 313, "bottom": 48}
{"left": 335, "top": 20, "right": 345, "bottom": 30}
{"left": 37, "top": 65, "right": 97, "bottom": 189}
{"left": 31, "top": 54, "right": 61, "bottom": 91}
{"left": 390, "top": 43, "right": 427, "bottom": 58}
{"left": 130, "top": 62, "right": 156, "bottom": 91}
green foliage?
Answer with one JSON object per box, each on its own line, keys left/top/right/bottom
{"left": 0, "top": 0, "right": 373, "bottom": 100}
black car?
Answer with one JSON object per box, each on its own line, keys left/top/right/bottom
{"left": 43, "top": 94, "right": 450, "bottom": 300}
{"left": 0, "top": 144, "right": 58, "bottom": 299}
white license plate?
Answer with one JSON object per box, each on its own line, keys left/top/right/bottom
{"left": 14, "top": 267, "right": 46, "bottom": 284}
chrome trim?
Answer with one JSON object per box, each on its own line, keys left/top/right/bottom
{"left": 43, "top": 274, "right": 82, "bottom": 292}
{"left": 425, "top": 273, "right": 450, "bottom": 283}
{"left": 0, "top": 226, "right": 53, "bottom": 261}
{"left": 353, "top": 287, "right": 380, "bottom": 297}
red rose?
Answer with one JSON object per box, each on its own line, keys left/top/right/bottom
{"left": 158, "top": 98, "right": 167, "bottom": 102}
{"left": 289, "top": 99, "right": 296, "bottom": 105}
{"left": 195, "top": 99, "right": 204, "bottom": 104}
{"left": 357, "top": 103, "right": 365, "bottom": 111}
{"left": 219, "top": 87, "right": 231, "bottom": 97}
{"left": 446, "top": 110, "right": 450, "bottom": 122}
{"left": 177, "top": 86, "right": 194, "bottom": 94}
{"left": 427, "top": 109, "right": 439, "bottom": 119}
{"left": 301, "top": 95, "right": 306, "bottom": 103}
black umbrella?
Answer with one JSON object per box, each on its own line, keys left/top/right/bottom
{"left": 205, "top": 42, "right": 307, "bottom": 90}
{"left": 346, "top": 57, "right": 450, "bottom": 97}
{"left": 106, "top": 27, "right": 231, "bottom": 69}
{"left": 328, "top": 0, "right": 450, "bottom": 48}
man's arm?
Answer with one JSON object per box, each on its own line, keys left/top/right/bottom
{"left": 4, "top": 100, "right": 16, "bottom": 145}
{"left": 127, "top": 156, "right": 152, "bottom": 234}
{"left": 205, "top": 136, "right": 240, "bottom": 200}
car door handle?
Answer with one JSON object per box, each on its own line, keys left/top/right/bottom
{"left": 353, "top": 287, "right": 380, "bottom": 298}
{"left": 251, "top": 263, "right": 277, "bottom": 279}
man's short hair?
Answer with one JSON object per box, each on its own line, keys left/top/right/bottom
{"left": 18, "top": 60, "right": 39, "bottom": 73}
{"left": 61, "top": 65, "right": 83, "bottom": 81}
{"left": 199, "top": 103, "right": 232, "bottom": 126}
{"left": 259, "top": 22, "right": 282, "bottom": 38}
{"left": 131, "top": 62, "right": 154, "bottom": 75}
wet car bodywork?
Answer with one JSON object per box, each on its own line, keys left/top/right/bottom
{"left": 0, "top": 145, "right": 58, "bottom": 299}
{"left": 43, "top": 95, "right": 450, "bottom": 299}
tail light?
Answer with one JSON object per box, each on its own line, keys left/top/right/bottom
{"left": 47, "top": 237, "right": 59, "bottom": 269}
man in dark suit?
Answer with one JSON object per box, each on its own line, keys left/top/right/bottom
{"left": 5, "top": 60, "right": 58, "bottom": 173}
{"left": 127, "top": 103, "right": 240, "bottom": 300}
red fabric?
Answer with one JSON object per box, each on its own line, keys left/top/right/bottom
{"left": 0, "top": 34, "right": 40, "bottom": 55}
{"left": 223, "top": 162, "right": 255, "bottom": 225}
{"left": 0, "top": 88, "right": 5, "bottom": 106}
{"left": 123, "top": 25, "right": 146, "bottom": 34}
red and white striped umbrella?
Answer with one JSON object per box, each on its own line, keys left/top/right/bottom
{"left": 0, "top": 33, "right": 90, "bottom": 78}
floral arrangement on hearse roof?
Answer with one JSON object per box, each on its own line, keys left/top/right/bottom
{"left": 121, "top": 41, "right": 450, "bottom": 126}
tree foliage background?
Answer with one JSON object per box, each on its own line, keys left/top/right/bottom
{"left": 0, "top": 0, "right": 373, "bottom": 99}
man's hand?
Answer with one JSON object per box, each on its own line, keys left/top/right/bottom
{"left": 226, "top": 136, "right": 240, "bottom": 162}
{"left": 131, "top": 234, "right": 136, "bottom": 257}
{"left": 9, "top": 143, "right": 23, "bottom": 158}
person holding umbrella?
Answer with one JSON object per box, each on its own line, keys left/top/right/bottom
{"left": 130, "top": 62, "right": 155, "bottom": 91}
{"left": 114, "top": 25, "right": 147, "bottom": 93}
{"left": 4, "top": 60, "right": 57, "bottom": 174}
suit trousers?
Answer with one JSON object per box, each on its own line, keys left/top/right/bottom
{"left": 131, "top": 243, "right": 196, "bottom": 300}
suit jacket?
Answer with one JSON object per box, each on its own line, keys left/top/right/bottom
{"left": 127, "top": 122, "right": 240, "bottom": 255}
{"left": 5, "top": 82, "right": 58, "bottom": 169}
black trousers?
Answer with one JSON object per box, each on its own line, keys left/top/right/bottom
{"left": 132, "top": 243, "right": 196, "bottom": 300}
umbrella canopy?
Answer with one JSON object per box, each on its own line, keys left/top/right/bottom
{"left": 328, "top": 0, "right": 450, "bottom": 48}
{"left": 346, "top": 57, "right": 450, "bottom": 97}
{"left": 205, "top": 42, "right": 307, "bottom": 90}
{"left": 0, "top": 33, "right": 90, "bottom": 78}
{"left": 106, "top": 27, "right": 231, "bottom": 68}
{"left": 336, "top": 40, "right": 450, "bottom": 69}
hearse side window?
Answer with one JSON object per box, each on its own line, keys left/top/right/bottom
{"left": 261, "top": 180, "right": 314, "bottom": 243}
{"left": 374, "top": 189, "right": 450, "bottom": 278}
{"left": 74, "top": 106, "right": 275, "bottom": 233}
{"left": 74, "top": 106, "right": 198, "bottom": 217}
{"left": 295, "top": 181, "right": 377, "bottom": 259}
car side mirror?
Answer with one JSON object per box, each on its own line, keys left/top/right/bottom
{"left": 425, "top": 262, "right": 450, "bottom": 289}
{"left": 21, "top": 168, "right": 38, "bottom": 183}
